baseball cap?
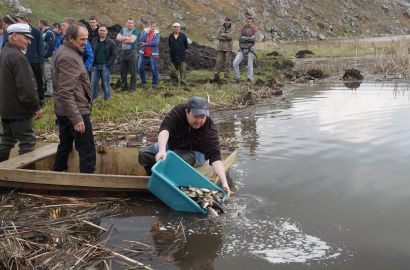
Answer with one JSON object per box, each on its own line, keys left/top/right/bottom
{"left": 188, "top": 96, "right": 209, "bottom": 116}
{"left": 7, "top": 23, "right": 34, "bottom": 39}
{"left": 172, "top": 22, "right": 181, "bottom": 27}
{"left": 224, "top": 16, "right": 231, "bottom": 20}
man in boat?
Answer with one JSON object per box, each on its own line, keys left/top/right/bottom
{"left": 52, "top": 22, "right": 96, "bottom": 173}
{"left": 0, "top": 23, "right": 43, "bottom": 162}
{"left": 138, "top": 96, "right": 231, "bottom": 198}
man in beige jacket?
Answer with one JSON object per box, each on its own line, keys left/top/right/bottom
{"left": 212, "top": 16, "right": 234, "bottom": 82}
{"left": 52, "top": 22, "right": 96, "bottom": 173}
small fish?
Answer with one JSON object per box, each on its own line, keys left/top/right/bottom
{"left": 207, "top": 207, "right": 219, "bottom": 217}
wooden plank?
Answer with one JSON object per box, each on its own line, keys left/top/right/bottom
{"left": 0, "top": 169, "right": 150, "bottom": 190}
{"left": 0, "top": 144, "right": 58, "bottom": 169}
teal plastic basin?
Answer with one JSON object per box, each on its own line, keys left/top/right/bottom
{"left": 147, "top": 151, "right": 226, "bottom": 214}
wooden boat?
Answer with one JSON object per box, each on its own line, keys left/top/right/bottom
{"left": 0, "top": 144, "right": 237, "bottom": 191}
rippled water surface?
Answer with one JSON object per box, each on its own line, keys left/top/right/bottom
{"left": 104, "top": 81, "right": 410, "bottom": 269}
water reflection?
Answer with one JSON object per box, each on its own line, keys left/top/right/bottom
{"left": 103, "top": 80, "right": 410, "bottom": 269}
{"left": 343, "top": 81, "right": 362, "bottom": 90}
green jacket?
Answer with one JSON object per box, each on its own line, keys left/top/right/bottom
{"left": 216, "top": 23, "right": 234, "bottom": 52}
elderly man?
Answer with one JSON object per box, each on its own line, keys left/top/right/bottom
{"left": 0, "top": 23, "right": 42, "bottom": 162}
{"left": 116, "top": 18, "right": 139, "bottom": 91}
{"left": 52, "top": 22, "right": 96, "bottom": 173}
{"left": 168, "top": 22, "right": 188, "bottom": 86}
{"left": 138, "top": 96, "right": 231, "bottom": 198}
{"left": 212, "top": 16, "right": 234, "bottom": 83}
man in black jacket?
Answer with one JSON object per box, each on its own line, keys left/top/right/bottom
{"left": 0, "top": 23, "right": 42, "bottom": 162}
{"left": 168, "top": 22, "right": 188, "bottom": 85}
{"left": 90, "top": 24, "right": 116, "bottom": 101}
{"left": 138, "top": 96, "right": 231, "bottom": 198}
{"left": 16, "top": 12, "right": 45, "bottom": 107}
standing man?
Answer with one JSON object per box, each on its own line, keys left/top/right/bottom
{"left": 87, "top": 16, "right": 99, "bottom": 42}
{"left": 212, "top": 16, "right": 234, "bottom": 83}
{"left": 51, "top": 22, "right": 64, "bottom": 53}
{"left": 168, "top": 22, "right": 188, "bottom": 86}
{"left": 91, "top": 24, "right": 116, "bottom": 101}
{"left": 233, "top": 17, "right": 257, "bottom": 84}
{"left": 138, "top": 96, "right": 231, "bottom": 198}
{"left": 138, "top": 20, "right": 160, "bottom": 88}
{"left": 116, "top": 18, "right": 138, "bottom": 91}
{"left": 52, "top": 22, "right": 96, "bottom": 173}
{"left": 39, "top": 19, "right": 56, "bottom": 97}
{"left": 16, "top": 12, "right": 46, "bottom": 106}
{"left": 0, "top": 23, "right": 42, "bottom": 162}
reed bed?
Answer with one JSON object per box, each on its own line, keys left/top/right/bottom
{"left": 0, "top": 191, "right": 186, "bottom": 270}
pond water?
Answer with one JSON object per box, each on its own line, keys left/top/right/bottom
{"left": 102, "top": 81, "right": 410, "bottom": 269}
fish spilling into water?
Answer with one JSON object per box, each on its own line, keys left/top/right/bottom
{"left": 179, "top": 186, "right": 225, "bottom": 216}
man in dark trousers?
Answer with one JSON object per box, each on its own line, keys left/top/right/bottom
{"left": 52, "top": 22, "right": 96, "bottom": 173}
{"left": 16, "top": 12, "right": 45, "bottom": 107}
{"left": 39, "top": 19, "right": 56, "bottom": 97}
{"left": 138, "top": 96, "right": 231, "bottom": 198}
{"left": 213, "top": 17, "right": 234, "bottom": 83}
{"left": 0, "top": 23, "right": 43, "bottom": 162}
{"left": 168, "top": 22, "right": 189, "bottom": 86}
{"left": 91, "top": 24, "right": 116, "bottom": 101}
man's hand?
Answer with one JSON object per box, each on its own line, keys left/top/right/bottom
{"left": 34, "top": 108, "right": 43, "bottom": 120}
{"left": 74, "top": 121, "right": 85, "bottom": 134}
{"left": 155, "top": 150, "right": 167, "bottom": 162}
{"left": 222, "top": 183, "right": 231, "bottom": 200}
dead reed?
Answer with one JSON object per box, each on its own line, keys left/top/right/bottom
{"left": 0, "top": 191, "right": 186, "bottom": 270}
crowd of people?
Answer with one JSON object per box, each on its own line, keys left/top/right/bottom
{"left": 0, "top": 13, "right": 258, "bottom": 197}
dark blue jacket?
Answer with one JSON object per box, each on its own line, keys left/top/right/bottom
{"left": 42, "top": 27, "right": 56, "bottom": 58}
{"left": 91, "top": 37, "right": 116, "bottom": 69}
{"left": 168, "top": 32, "right": 188, "bottom": 63}
{"left": 26, "top": 25, "right": 45, "bottom": 64}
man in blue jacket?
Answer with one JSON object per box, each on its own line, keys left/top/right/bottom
{"left": 138, "top": 20, "right": 160, "bottom": 88}
{"left": 39, "top": 19, "right": 56, "bottom": 97}
{"left": 57, "top": 17, "right": 94, "bottom": 71}
{"left": 91, "top": 24, "right": 116, "bottom": 101}
{"left": 16, "top": 12, "right": 45, "bottom": 107}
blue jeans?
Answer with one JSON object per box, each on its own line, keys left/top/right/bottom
{"left": 138, "top": 55, "right": 159, "bottom": 86}
{"left": 91, "top": 64, "right": 111, "bottom": 100}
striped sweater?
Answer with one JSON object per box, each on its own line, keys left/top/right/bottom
{"left": 159, "top": 104, "right": 221, "bottom": 164}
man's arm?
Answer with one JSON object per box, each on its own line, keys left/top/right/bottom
{"left": 211, "top": 160, "right": 231, "bottom": 199}
{"left": 83, "top": 41, "right": 94, "bottom": 70}
{"left": 155, "top": 129, "right": 169, "bottom": 161}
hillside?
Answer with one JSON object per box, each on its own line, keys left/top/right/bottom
{"left": 3, "top": 0, "right": 410, "bottom": 45}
